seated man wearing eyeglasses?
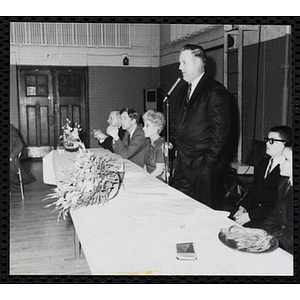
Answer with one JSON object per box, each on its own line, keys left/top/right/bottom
{"left": 260, "top": 142, "right": 293, "bottom": 254}
{"left": 233, "top": 126, "right": 292, "bottom": 228}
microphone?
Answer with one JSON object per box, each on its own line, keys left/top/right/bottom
{"left": 163, "top": 78, "right": 181, "bottom": 102}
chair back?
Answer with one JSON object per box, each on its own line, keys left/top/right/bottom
{"left": 244, "top": 139, "right": 267, "bottom": 168}
{"left": 17, "top": 151, "right": 25, "bottom": 200}
{"left": 18, "top": 151, "right": 22, "bottom": 160}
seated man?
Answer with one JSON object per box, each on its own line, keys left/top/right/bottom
{"left": 93, "top": 110, "right": 125, "bottom": 152}
{"left": 233, "top": 126, "right": 292, "bottom": 227}
{"left": 260, "top": 142, "right": 293, "bottom": 254}
{"left": 107, "top": 108, "right": 149, "bottom": 168}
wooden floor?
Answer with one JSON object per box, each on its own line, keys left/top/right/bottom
{"left": 10, "top": 159, "right": 91, "bottom": 275}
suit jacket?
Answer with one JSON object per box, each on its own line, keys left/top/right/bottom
{"left": 239, "top": 157, "right": 282, "bottom": 221}
{"left": 171, "top": 74, "right": 231, "bottom": 172}
{"left": 10, "top": 124, "right": 24, "bottom": 160}
{"left": 99, "top": 128, "right": 126, "bottom": 153}
{"left": 10, "top": 124, "right": 36, "bottom": 184}
{"left": 112, "top": 124, "right": 149, "bottom": 168}
{"left": 261, "top": 177, "right": 293, "bottom": 254}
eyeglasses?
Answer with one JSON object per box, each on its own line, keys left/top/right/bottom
{"left": 264, "top": 137, "right": 287, "bottom": 145}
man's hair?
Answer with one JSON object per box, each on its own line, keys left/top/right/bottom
{"left": 142, "top": 110, "right": 166, "bottom": 133}
{"left": 181, "top": 44, "right": 207, "bottom": 66}
{"left": 269, "top": 126, "right": 292, "bottom": 143}
{"left": 284, "top": 141, "right": 292, "bottom": 149}
{"left": 120, "top": 107, "right": 140, "bottom": 124}
{"left": 110, "top": 110, "right": 121, "bottom": 117}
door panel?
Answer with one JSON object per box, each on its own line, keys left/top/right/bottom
{"left": 54, "top": 69, "right": 87, "bottom": 147}
{"left": 18, "top": 67, "right": 88, "bottom": 156}
{"left": 18, "top": 69, "right": 55, "bottom": 148}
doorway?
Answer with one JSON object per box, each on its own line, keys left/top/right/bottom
{"left": 18, "top": 66, "right": 89, "bottom": 156}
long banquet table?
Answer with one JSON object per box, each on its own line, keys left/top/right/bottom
{"left": 43, "top": 148, "right": 293, "bottom": 275}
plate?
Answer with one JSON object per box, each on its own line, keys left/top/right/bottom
{"left": 218, "top": 227, "right": 279, "bottom": 253}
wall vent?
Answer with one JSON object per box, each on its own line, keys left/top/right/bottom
{"left": 10, "top": 22, "right": 131, "bottom": 48}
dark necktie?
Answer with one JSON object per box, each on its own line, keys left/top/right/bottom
{"left": 266, "top": 158, "right": 274, "bottom": 177}
{"left": 186, "top": 83, "right": 192, "bottom": 103}
{"left": 127, "top": 134, "right": 130, "bottom": 145}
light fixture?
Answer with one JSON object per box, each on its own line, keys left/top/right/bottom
{"left": 228, "top": 35, "right": 235, "bottom": 48}
{"left": 123, "top": 55, "right": 129, "bottom": 66}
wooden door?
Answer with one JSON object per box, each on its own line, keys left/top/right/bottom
{"left": 18, "top": 68, "right": 55, "bottom": 151}
{"left": 18, "top": 67, "right": 88, "bottom": 156}
{"left": 53, "top": 68, "right": 88, "bottom": 147}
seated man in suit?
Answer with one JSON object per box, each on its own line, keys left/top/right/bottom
{"left": 233, "top": 126, "right": 292, "bottom": 227}
{"left": 260, "top": 142, "right": 293, "bottom": 254}
{"left": 107, "top": 108, "right": 149, "bottom": 168}
{"left": 93, "top": 110, "right": 126, "bottom": 153}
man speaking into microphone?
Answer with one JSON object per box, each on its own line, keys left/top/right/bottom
{"left": 169, "top": 44, "right": 231, "bottom": 210}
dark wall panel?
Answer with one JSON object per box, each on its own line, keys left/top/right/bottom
{"left": 89, "top": 66, "right": 160, "bottom": 148}
{"left": 242, "top": 35, "right": 289, "bottom": 160}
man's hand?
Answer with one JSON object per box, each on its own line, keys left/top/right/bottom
{"left": 233, "top": 206, "right": 246, "bottom": 219}
{"left": 93, "top": 129, "right": 107, "bottom": 141}
{"left": 234, "top": 212, "right": 251, "bottom": 226}
{"left": 107, "top": 125, "right": 119, "bottom": 141}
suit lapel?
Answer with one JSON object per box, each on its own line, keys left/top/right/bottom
{"left": 178, "top": 84, "right": 188, "bottom": 126}
{"left": 265, "top": 164, "right": 280, "bottom": 180}
{"left": 178, "top": 76, "right": 206, "bottom": 127}
{"left": 186, "top": 74, "right": 206, "bottom": 108}
{"left": 255, "top": 158, "right": 270, "bottom": 181}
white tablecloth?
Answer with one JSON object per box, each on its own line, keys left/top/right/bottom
{"left": 43, "top": 148, "right": 293, "bottom": 275}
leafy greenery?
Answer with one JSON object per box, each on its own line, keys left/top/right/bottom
{"left": 45, "top": 150, "right": 122, "bottom": 220}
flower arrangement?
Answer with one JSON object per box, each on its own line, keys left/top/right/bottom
{"left": 60, "top": 118, "right": 84, "bottom": 151}
{"left": 44, "top": 150, "right": 123, "bottom": 220}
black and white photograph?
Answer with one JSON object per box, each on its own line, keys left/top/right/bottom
{"left": 2, "top": 9, "right": 299, "bottom": 290}
{"left": 7, "top": 20, "right": 295, "bottom": 277}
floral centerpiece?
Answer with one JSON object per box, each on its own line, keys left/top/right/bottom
{"left": 60, "top": 118, "right": 84, "bottom": 151}
{"left": 44, "top": 150, "right": 124, "bottom": 220}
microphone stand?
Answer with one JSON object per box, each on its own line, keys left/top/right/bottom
{"left": 164, "top": 95, "right": 171, "bottom": 185}
{"left": 162, "top": 77, "right": 181, "bottom": 185}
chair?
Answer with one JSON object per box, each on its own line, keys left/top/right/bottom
{"left": 225, "top": 139, "right": 267, "bottom": 201}
{"left": 17, "top": 151, "right": 25, "bottom": 200}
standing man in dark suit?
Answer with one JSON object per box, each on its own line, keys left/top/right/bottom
{"left": 108, "top": 108, "right": 149, "bottom": 168}
{"left": 170, "top": 44, "right": 231, "bottom": 209}
{"left": 234, "top": 126, "right": 292, "bottom": 227}
{"left": 93, "top": 110, "right": 125, "bottom": 153}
